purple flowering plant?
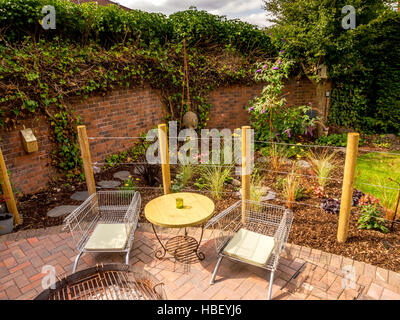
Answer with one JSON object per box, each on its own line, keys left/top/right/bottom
{"left": 248, "top": 50, "right": 320, "bottom": 143}
{"left": 247, "top": 51, "right": 295, "bottom": 140}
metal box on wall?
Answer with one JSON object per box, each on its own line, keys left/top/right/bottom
{"left": 20, "top": 128, "right": 38, "bottom": 153}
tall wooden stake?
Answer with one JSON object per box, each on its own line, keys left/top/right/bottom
{"left": 0, "top": 147, "right": 21, "bottom": 225}
{"left": 158, "top": 123, "right": 171, "bottom": 194}
{"left": 241, "top": 126, "right": 251, "bottom": 222}
{"left": 77, "top": 125, "right": 96, "bottom": 196}
{"left": 337, "top": 132, "right": 359, "bottom": 243}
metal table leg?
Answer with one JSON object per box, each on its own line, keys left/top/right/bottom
{"left": 151, "top": 224, "right": 206, "bottom": 263}
{"left": 151, "top": 223, "right": 167, "bottom": 259}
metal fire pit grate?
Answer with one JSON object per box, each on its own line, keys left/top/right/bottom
{"left": 35, "top": 264, "right": 166, "bottom": 300}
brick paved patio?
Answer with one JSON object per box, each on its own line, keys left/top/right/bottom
{"left": 1, "top": 223, "right": 400, "bottom": 300}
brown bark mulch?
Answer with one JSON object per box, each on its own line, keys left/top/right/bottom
{"left": 12, "top": 155, "right": 400, "bottom": 273}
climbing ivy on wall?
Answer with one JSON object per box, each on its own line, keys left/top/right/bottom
{"left": 0, "top": 0, "right": 277, "bottom": 178}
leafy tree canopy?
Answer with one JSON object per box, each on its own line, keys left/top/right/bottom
{"left": 263, "top": 0, "right": 400, "bottom": 134}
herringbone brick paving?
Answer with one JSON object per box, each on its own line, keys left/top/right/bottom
{"left": 1, "top": 224, "right": 400, "bottom": 300}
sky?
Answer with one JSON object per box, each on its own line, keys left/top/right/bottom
{"left": 115, "top": 0, "right": 274, "bottom": 28}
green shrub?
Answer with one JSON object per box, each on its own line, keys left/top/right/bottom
{"left": 119, "top": 176, "right": 138, "bottom": 191}
{"left": 171, "top": 163, "right": 193, "bottom": 193}
{"left": 0, "top": 0, "right": 274, "bottom": 53}
{"left": 250, "top": 171, "right": 264, "bottom": 202}
{"left": 358, "top": 204, "right": 389, "bottom": 233}
{"left": 315, "top": 134, "right": 348, "bottom": 147}
{"left": 315, "top": 133, "right": 365, "bottom": 147}
{"left": 328, "top": 10, "right": 400, "bottom": 134}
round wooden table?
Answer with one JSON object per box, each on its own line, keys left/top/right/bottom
{"left": 145, "top": 192, "right": 214, "bottom": 264}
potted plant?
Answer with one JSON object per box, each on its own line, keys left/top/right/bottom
{"left": 0, "top": 193, "right": 13, "bottom": 235}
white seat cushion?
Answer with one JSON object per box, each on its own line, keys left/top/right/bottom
{"left": 84, "top": 223, "right": 130, "bottom": 251}
{"left": 223, "top": 228, "right": 275, "bottom": 267}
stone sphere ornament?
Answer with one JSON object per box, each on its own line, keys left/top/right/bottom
{"left": 183, "top": 111, "right": 198, "bottom": 129}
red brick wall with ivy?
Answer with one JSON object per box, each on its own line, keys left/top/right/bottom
{"left": 207, "top": 77, "right": 317, "bottom": 129}
{"left": 0, "top": 79, "right": 317, "bottom": 195}
{"left": 0, "top": 87, "right": 165, "bottom": 195}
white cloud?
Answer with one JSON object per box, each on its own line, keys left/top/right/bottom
{"left": 116, "top": 0, "right": 272, "bottom": 27}
{"left": 240, "top": 12, "right": 274, "bottom": 28}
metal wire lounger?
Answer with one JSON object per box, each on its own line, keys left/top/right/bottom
{"left": 204, "top": 200, "right": 293, "bottom": 300}
{"left": 63, "top": 190, "right": 141, "bottom": 273}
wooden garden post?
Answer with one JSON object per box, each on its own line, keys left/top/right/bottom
{"left": 77, "top": 125, "right": 96, "bottom": 196}
{"left": 0, "top": 147, "right": 21, "bottom": 225}
{"left": 337, "top": 132, "right": 359, "bottom": 243}
{"left": 158, "top": 123, "right": 171, "bottom": 194}
{"left": 241, "top": 126, "right": 251, "bottom": 223}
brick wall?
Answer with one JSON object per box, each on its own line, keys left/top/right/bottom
{"left": 0, "top": 86, "right": 165, "bottom": 194}
{"left": 74, "top": 87, "right": 164, "bottom": 163}
{"left": 0, "top": 78, "right": 317, "bottom": 195}
{"left": 0, "top": 117, "right": 54, "bottom": 195}
{"left": 207, "top": 77, "right": 317, "bottom": 129}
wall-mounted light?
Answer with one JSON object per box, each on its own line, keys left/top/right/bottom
{"left": 20, "top": 128, "right": 38, "bottom": 153}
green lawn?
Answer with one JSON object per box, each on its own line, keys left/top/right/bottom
{"left": 355, "top": 152, "right": 400, "bottom": 211}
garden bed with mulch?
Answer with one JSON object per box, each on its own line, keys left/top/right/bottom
{"left": 14, "top": 163, "right": 240, "bottom": 232}
{"left": 12, "top": 143, "right": 400, "bottom": 273}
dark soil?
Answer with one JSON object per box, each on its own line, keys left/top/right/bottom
{"left": 12, "top": 141, "right": 400, "bottom": 273}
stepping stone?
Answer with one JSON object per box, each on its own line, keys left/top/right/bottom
{"left": 296, "top": 160, "right": 311, "bottom": 169}
{"left": 97, "top": 180, "right": 121, "bottom": 188}
{"left": 237, "top": 189, "right": 275, "bottom": 201}
{"left": 260, "top": 191, "right": 276, "bottom": 201}
{"left": 113, "top": 171, "right": 131, "bottom": 181}
{"left": 47, "top": 205, "right": 79, "bottom": 218}
{"left": 70, "top": 191, "right": 89, "bottom": 201}
{"left": 229, "top": 178, "right": 241, "bottom": 187}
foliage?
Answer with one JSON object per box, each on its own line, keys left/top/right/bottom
{"left": 329, "top": 9, "right": 400, "bottom": 134}
{"left": 378, "top": 178, "right": 400, "bottom": 220}
{"left": 195, "top": 164, "right": 232, "bottom": 200}
{"left": 281, "top": 166, "right": 305, "bottom": 208}
{"left": 119, "top": 176, "right": 138, "bottom": 191}
{"left": 358, "top": 192, "right": 380, "bottom": 206}
{"left": 134, "top": 156, "right": 161, "bottom": 187}
{"left": 104, "top": 151, "right": 128, "bottom": 169}
{"left": 260, "top": 144, "right": 290, "bottom": 171}
{"left": 315, "top": 133, "right": 365, "bottom": 147}
{"left": 313, "top": 185, "right": 325, "bottom": 198}
{"left": 372, "top": 135, "right": 392, "bottom": 149}
{"left": 248, "top": 51, "right": 318, "bottom": 143}
{"left": 252, "top": 105, "right": 319, "bottom": 144}
{"left": 248, "top": 51, "right": 293, "bottom": 119}
{"left": 358, "top": 204, "right": 389, "bottom": 233}
{"left": 0, "top": 1, "right": 276, "bottom": 177}
{"left": 307, "top": 149, "right": 338, "bottom": 188}
{"left": 250, "top": 170, "right": 264, "bottom": 202}
{"left": 171, "top": 163, "right": 193, "bottom": 193}
{"left": 286, "top": 144, "right": 307, "bottom": 159}
{"left": 321, "top": 198, "right": 341, "bottom": 214}
{"left": 0, "top": 1, "right": 274, "bottom": 53}
{"left": 352, "top": 189, "right": 365, "bottom": 207}
{"left": 264, "top": 0, "right": 400, "bottom": 134}
{"left": 315, "top": 133, "right": 348, "bottom": 147}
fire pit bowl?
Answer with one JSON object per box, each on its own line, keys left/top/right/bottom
{"left": 35, "top": 264, "right": 167, "bottom": 300}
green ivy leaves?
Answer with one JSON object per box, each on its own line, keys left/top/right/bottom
{"left": 0, "top": 2, "right": 273, "bottom": 178}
